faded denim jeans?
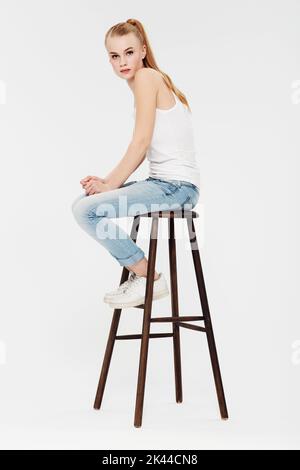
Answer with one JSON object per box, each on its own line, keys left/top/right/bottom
{"left": 71, "top": 176, "right": 200, "bottom": 267}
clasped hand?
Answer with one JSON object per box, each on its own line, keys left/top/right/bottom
{"left": 80, "top": 176, "right": 113, "bottom": 195}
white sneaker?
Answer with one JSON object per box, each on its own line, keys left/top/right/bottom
{"left": 103, "top": 271, "right": 137, "bottom": 302}
{"left": 104, "top": 272, "right": 169, "bottom": 308}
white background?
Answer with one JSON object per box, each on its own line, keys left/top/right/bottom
{"left": 0, "top": 0, "right": 299, "bottom": 450}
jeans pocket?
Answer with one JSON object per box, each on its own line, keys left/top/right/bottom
{"left": 150, "top": 178, "right": 182, "bottom": 196}
{"left": 181, "top": 186, "right": 200, "bottom": 208}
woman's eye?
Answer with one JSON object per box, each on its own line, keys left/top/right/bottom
{"left": 112, "top": 51, "right": 134, "bottom": 59}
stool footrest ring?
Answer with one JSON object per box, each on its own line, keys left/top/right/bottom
{"left": 177, "top": 322, "right": 206, "bottom": 332}
{"left": 151, "top": 315, "right": 204, "bottom": 323}
{"left": 116, "top": 333, "right": 174, "bottom": 340}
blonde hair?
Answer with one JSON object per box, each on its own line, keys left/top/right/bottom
{"left": 105, "top": 18, "right": 192, "bottom": 112}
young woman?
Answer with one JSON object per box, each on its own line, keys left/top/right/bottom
{"left": 71, "top": 18, "right": 201, "bottom": 309}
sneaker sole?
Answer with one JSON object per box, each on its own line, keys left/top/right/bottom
{"left": 103, "top": 292, "right": 125, "bottom": 302}
{"left": 106, "top": 288, "right": 169, "bottom": 309}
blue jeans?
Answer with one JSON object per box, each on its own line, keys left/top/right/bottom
{"left": 71, "top": 176, "right": 200, "bottom": 267}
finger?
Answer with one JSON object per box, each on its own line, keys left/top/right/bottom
{"left": 89, "top": 176, "right": 102, "bottom": 181}
{"left": 80, "top": 176, "right": 92, "bottom": 183}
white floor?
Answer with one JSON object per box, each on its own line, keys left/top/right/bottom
{"left": 0, "top": 364, "right": 298, "bottom": 450}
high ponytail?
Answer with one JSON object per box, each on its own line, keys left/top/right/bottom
{"left": 105, "top": 18, "right": 192, "bottom": 112}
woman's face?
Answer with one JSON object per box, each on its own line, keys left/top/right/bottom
{"left": 106, "top": 32, "right": 146, "bottom": 80}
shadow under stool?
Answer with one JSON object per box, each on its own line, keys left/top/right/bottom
{"left": 93, "top": 209, "right": 228, "bottom": 427}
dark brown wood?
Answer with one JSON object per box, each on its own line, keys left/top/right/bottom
{"left": 139, "top": 209, "right": 199, "bottom": 219}
{"left": 177, "top": 322, "right": 206, "bottom": 332}
{"left": 168, "top": 216, "right": 183, "bottom": 404}
{"left": 93, "top": 208, "right": 229, "bottom": 426}
{"left": 151, "top": 315, "right": 204, "bottom": 323}
{"left": 116, "top": 333, "right": 173, "bottom": 340}
{"left": 186, "top": 216, "right": 229, "bottom": 420}
{"left": 134, "top": 216, "right": 159, "bottom": 427}
{"left": 93, "top": 215, "right": 141, "bottom": 410}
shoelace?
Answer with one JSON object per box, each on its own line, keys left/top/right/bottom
{"left": 116, "top": 276, "right": 133, "bottom": 292}
{"left": 115, "top": 272, "right": 140, "bottom": 293}
{"left": 123, "top": 274, "right": 144, "bottom": 293}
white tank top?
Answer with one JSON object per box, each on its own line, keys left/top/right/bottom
{"left": 133, "top": 90, "right": 201, "bottom": 190}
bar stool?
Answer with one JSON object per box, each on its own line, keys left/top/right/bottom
{"left": 93, "top": 208, "right": 228, "bottom": 427}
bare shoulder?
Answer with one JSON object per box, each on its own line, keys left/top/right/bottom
{"left": 135, "top": 67, "right": 161, "bottom": 86}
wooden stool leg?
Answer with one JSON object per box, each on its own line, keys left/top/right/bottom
{"left": 93, "top": 215, "right": 141, "bottom": 410}
{"left": 168, "top": 216, "right": 183, "bottom": 403}
{"left": 186, "top": 216, "right": 229, "bottom": 419}
{"left": 134, "top": 216, "right": 159, "bottom": 427}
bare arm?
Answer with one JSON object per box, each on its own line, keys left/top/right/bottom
{"left": 104, "top": 68, "right": 158, "bottom": 189}
{"left": 104, "top": 140, "right": 148, "bottom": 190}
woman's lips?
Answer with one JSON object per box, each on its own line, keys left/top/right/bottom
{"left": 121, "top": 69, "right": 131, "bottom": 74}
